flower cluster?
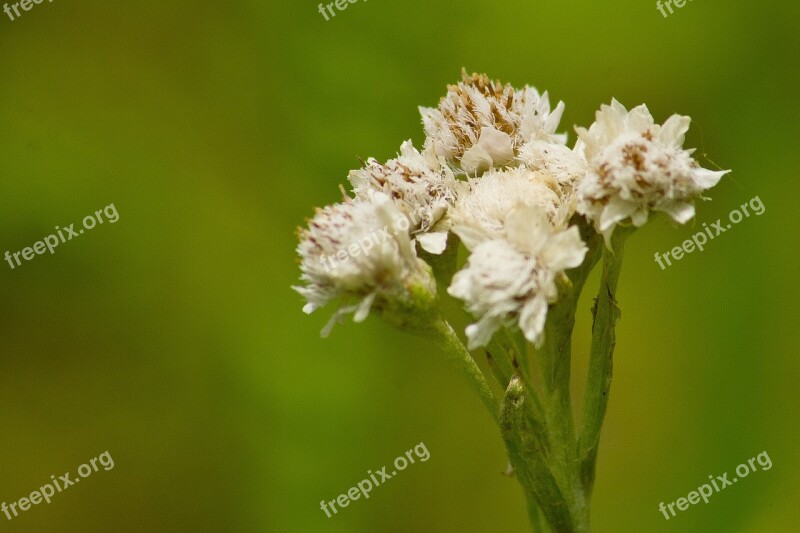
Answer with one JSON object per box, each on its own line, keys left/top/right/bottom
{"left": 295, "top": 71, "right": 727, "bottom": 345}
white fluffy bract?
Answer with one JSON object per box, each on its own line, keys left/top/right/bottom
{"left": 576, "top": 99, "right": 728, "bottom": 242}
{"left": 419, "top": 71, "right": 565, "bottom": 175}
{"left": 449, "top": 166, "right": 565, "bottom": 250}
{"left": 293, "top": 192, "right": 421, "bottom": 336}
{"left": 517, "top": 139, "right": 589, "bottom": 202}
{"left": 348, "top": 140, "right": 460, "bottom": 254}
{"left": 448, "top": 207, "right": 587, "bottom": 349}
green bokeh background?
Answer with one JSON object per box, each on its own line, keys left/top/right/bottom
{"left": 1, "top": 1, "right": 798, "bottom": 531}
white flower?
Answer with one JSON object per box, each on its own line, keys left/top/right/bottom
{"left": 448, "top": 166, "right": 564, "bottom": 250}
{"left": 517, "top": 139, "right": 589, "bottom": 204}
{"left": 576, "top": 99, "right": 728, "bottom": 242}
{"left": 448, "top": 206, "right": 587, "bottom": 349}
{"left": 293, "top": 192, "right": 426, "bottom": 336}
{"left": 348, "top": 140, "right": 461, "bottom": 254}
{"left": 419, "top": 70, "right": 565, "bottom": 175}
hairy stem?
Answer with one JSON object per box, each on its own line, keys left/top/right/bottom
{"left": 578, "top": 228, "right": 630, "bottom": 495}
{"left": 502, "top": 377, "right": 573, "bottom": 532}
{"left": 432, "top": 318, "right": 500, "bottom": 425}
{"left": 537, "top": 293, "right": 591, "bottom": 532}
{"left": 518, "top": 223, "right": 602, "bottom": 533}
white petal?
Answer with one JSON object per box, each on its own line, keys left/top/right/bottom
{"left": 694, "top": 168, "right": 729, "bottom": 188}
{"left": 398, "top": 139, "right": 416, "bottom": 157}
{"left": 505, "top": 206, "right": 550, "bottom": 254}
{"left": 465, "top": 316, "right": 503, "bottom": 350}
{"left": 477, "top": 126, "right": 515, "bottom": 166}
{"left": 353, "top": 292, "right": 376, "bottom": 323}
{"left": 628, "top": 104, "right": 655, "bottom": 133}
{"left": 321, "top": 307, "right": 350, "bottom": 337}
{"left": 447, "top": 268, "right": 471, "bottom": 300}
{"left": 602, "top": 100, "right": 628, "bottom": 137}
{"left": 543, "top": 100, "right": 566, "bottom": 134}
{"left": 630, "top": 207, "right": 649, "bottom": 227}
{"left": 542, "top": 227, "right": 587, "bottom": 271}
{"left": 574, "top": 126, "right": 598, "bottom": 159}
{"left": 599, "top": 197, "right": 637, "bottom": 231}
{"left": 610, "top": 98, "right": 627, "bottom": 114}
{"left": 519, "top": 297, "right": 548, "bottom": 347}
{"left": 460, "top": 145, "right": 493, "bottom": 175}
{"left": 451, "top": 224, "right": 491, "bottom": 251}
{"left": 659, "top": 114, "right": 691, "bottom": 146}
{"left": 417, "top": 231, "right": 449, "bottom": 254}
{"left": 659, "top": 202, "right": 696, "bottom": 224}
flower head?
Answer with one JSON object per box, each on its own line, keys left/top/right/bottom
{"left": 448, "top": 166, "right": 565, "bottom": 250}
{"left": 517, "top": 138, "right": 589, "bottom": 204}
{"left": 420, "top": 70, "right": 565, "bottom": 175}
{"left": 576, "top": 99, "right": 728, "bottom": 242}
{"left": 293, "top": 192, "right": 433, "bottom": 336}
{"left": 348, "top": 141, "right": 461, "bottom": 254}
{"left": 448, "top": 206, "right": 587, "bottom": 349}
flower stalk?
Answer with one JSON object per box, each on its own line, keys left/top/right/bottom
{"left": 578, "top": 226, "right": 632, "bottom": 494}
{"left": 508, "top": 225, "right": 601, "bottom": 532}
{"left": 430, "top": 318, "right": 501, "bottom": 426}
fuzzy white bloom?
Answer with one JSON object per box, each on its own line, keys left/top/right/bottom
{"left": 448, "top": 207, "right": 587, "bottom": 349}
{"left": 576, "top": 99, "right": 728, "bottom": 242}
{"left": 293, "top": 192, "right": 427, "bottom": 336}
{"left": 517, "top": 139, "right": 589, "bottom": 204}
{"left": 448, "top": 166, "right": 565, "bottom": 250}
{"left": 348, "top": 141, "right": 461, "bottom": 254}
{"left": 420, "top": 71, "right": 566, "bottom": 175}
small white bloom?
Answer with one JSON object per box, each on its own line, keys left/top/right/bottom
{"left": 419, "top": 70, "right": 566, "bottom": 175}
{"left": 293, "top": 192, "right": 425, "bottom": 336}
{"left": 448, "top": 206, "right": 587, "bottom": 349}
{"left": 448, "top": 166, "right": 564, "bottom": 250}
{"left": 576, "top": 99, "right": 728, "bottom": 242}
{"left": 517, "top": 139, "right": 589, "bottom": 203}
{"left": 348, "top": 140, "right": 460, "bottom": 254}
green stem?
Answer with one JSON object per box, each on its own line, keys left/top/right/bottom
{"left": 432, "top": 318, "right": 500, "bottom": 425}
{"left": 501, "top": 377, "right": 573, "bottom": 532}
{"left": 534, "top": 224, "right": 602, "bottom": 532}
{"left": 524, "top": 491, "right": 542, "bottom": 533}
{"left": 489, "top": 332, "right": 548, "bottom": 434}
{"left": 487, "top": 336, "right": 516, "bottom": 390}
{"left": 578, "top": 228, "right": 630, "bottom": 495}
{"left": 525, "top": 480, "right": 553, "bottom": 533}
{"left": 537, "top": 295, "right": 590, "bottom": 533}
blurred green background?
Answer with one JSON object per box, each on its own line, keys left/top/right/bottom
{"left": 0, "top": 1, "right": 798, "bottom": 531}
